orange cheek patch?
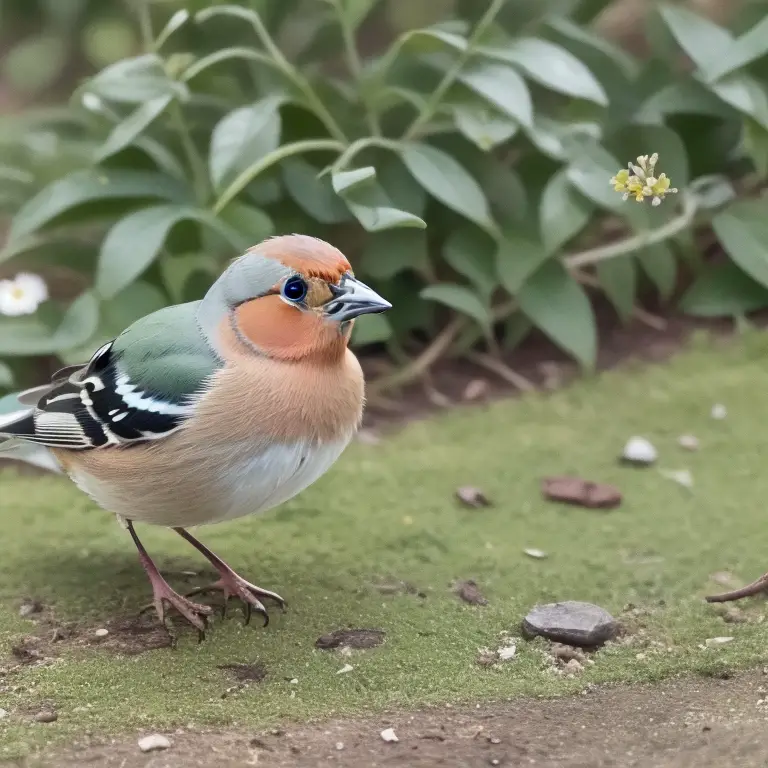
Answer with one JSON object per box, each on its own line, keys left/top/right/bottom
{"left": 234, "top": 296, "right": 324, "bottom": 358}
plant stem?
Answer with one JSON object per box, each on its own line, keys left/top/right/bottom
{"left": 336, "top": 6, "right": 381, "bottom": 136}
{"left": 170, "top": 102, "right": 209, "bottom": 206}
{"left": 402, "top": 0, "right": 506, "bottom": 142}
{"left": 136, "top": 0, "right": 154, "bottom": 51}
{"left": 565, "top": 193, "right": 698, "bottom": 269}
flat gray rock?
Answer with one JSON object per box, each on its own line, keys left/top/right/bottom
{"left": 522, "top": 601, "right": 617, "bottom": 647}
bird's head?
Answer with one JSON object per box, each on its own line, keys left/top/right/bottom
{"left": 198, "top": 234, "right": 391, "bottom": 363}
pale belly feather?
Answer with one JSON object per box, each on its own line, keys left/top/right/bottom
{"left": 67, "top": 436, "right": 352, "bottom": 527}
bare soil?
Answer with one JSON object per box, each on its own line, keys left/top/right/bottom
{"left": 13, "top": 672, "right": 768, "bottom": 768}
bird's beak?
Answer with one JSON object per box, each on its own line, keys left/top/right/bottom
{"left": 324, "top": 274, "right": 392, "bottom": 322}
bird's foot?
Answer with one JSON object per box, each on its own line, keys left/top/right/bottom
{"left": 186, "top": 573, "right": 285, "bottom": 626}
{"left": 139, "top": 574, "right": 214, "bottom": 640}
{"left": 706, "top": 571, "right": 768, "bottom": 603}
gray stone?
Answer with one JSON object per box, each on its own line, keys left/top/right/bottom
{"left": 522, "top": 601, "right": 617, "bottom": 647}
{"left": 138, "top": 734, "right": 172, "bottom": 753}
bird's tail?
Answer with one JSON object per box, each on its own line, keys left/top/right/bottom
{"left": 0, "top": 393, "right": 61, "bottom": 473}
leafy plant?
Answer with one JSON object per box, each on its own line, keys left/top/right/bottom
{"left": 1, "top": 0, "right": 768, "bottom": 398}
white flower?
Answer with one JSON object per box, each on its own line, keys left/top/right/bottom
{"left": 81, "top": 92, "right": 104, "bottom": 113}
{"left": 0, "top": 273, "right": 48, "bottom": 316}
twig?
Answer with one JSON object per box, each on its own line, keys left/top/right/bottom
{"left": 403, "top": 0, "right": 507, "bottom": 141}
{"left": 706, "top": 573, "right": 768, "bottom": 603}
{"left": 465, "top": 351, "right": 536, "bottom": 392}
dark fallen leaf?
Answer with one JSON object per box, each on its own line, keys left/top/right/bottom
{"left": 218, "top": 662, "right": 267, "bottom": 683}
{"left": 541, "top": 476, "right": 622, "bottom": 509}
{"left": 315, "top": 628, "right": 386, "bottom": 650}
{"left": 454, "top": 579, "right": 489, "bottom": 605}
{"left": 456, "top": 486, "right": 492, "bottom": 508}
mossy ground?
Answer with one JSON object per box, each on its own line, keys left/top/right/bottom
{"left": 2, "top": 332, "right": 768, "bottom": 758}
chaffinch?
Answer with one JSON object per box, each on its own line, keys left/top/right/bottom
{"left": 0, "top": 235, "right": 391, "bottom": 636}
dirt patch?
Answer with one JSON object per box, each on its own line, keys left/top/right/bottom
{"left": 19, "top": 671, "right": 768, "bottom": 768}
{"left": 314, "top": 628, "right": 386, "bottom": 650}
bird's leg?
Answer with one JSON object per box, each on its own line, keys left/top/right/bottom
{"left": 706, "top": 572, "right": 768, "bottom": 603}
{"left": 173, "top": 527, "right": 286, "bottom": 626}
{"left": 127, "top": 521, "right": 213, "bottom": 637}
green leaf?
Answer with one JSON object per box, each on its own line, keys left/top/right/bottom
{"left": 452, "top": 104, "right": 518, "bottom": 151}
{"left": 331, "top": 167, "right": 377, "bottom": 194}
{"left": 524, "top": 117, "right": 601, "bottom": 161}
{"left": 209, "top": 96, "right": 283, "bottom": 190}
{"left": 639, "top": 243, "right": 677, "bottom": 301}
{"left": 10, "top": 169, "right": 192, "bottom": 242}
{"left": 217, "top": 200, "right": 275, "bottom": 244}
{"left": 96, "top": 205, "right": 249, "bottom": 298}
{"left": 361, "top": 229, "right": 430, "bottom": 280}
{"left": 708, "top": 73, "right": 768, "bottom": 131}
{"left": 688, "top": 174, "right": 736, "bottom": 210}
{"left": 657, "top": 4, "right": 733, "bottom": 81}
{"left": 712, "top": 200, "right": 768, "bottom": 289}
{"left": 707, "top": 15, "right": 768, "bottom": 80}
{"left": 679, "top": 262, "right": 768, "bottom": 317}
{"left": 566, "top": 143, "right": 624, "bottom": 213}
{"left": 597, "top": 258, "right": 636, "bottom": 322}
{"left": 479, "top": 37, "right": 607, "bottom": 105}
{"left": 420, "top": 283, "right": 491, "bottom": 328}
{"left": 637, "top": 81, "right": 736, "bottom": 121}
{"left": 84, "top": 54, "right": 187, "bottom": 104}
{"left": 377, "top": 158, "right": 427, "bottom": 217}
{"left": 282, "top": 159, "right": 350, "bottom": 224}
{"left": 443, "top": 227, "right": 498, "bottom": 299}
{"left": 457, "top": 62, "right": 533, "bottom": 128}
{"left": 181, "top": 47, "right": 273, "bottom": 82}
{"left": 334, "top": 0, "right": 380, "bottom": 29}
{"left": 496, "top": 235, "right": 549, "bottom": 294}
{"left": 518, "top": 261, "right": 597, "bottom": 368}
{"left": 539, "top": 170, "right": 593, "bottom": 255}
{"left": 0, "top": 361, "right": 14, "bottom": 388}
{"left": 95, "top": 95, "right": 173, "bottom": 162}
{"left": 333, "top": 169, "right": 426, "bottom": 232}
{"left": 400, "top": 143, "right": 493, "bottom": 230}
{"left": 351, "top": 313, "right": 393, "bottom": 346}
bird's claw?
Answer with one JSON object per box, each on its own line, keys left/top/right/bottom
{"left": 138, "top": 584, "right": 214, "bottom": 638}
{"left": 185, "top": 575, "right": 284, "bottom": 627}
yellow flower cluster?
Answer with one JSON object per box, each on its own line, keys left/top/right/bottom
{"left": 610, "top": 153, "right": 678, "bottom": 207}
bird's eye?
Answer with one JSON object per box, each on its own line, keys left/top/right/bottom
{"left": 281, "top": 276, "right": 308, "bottom": 303}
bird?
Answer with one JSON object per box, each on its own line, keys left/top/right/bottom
{"left": 0, "top": 234, "right": 391, "bottom": 637}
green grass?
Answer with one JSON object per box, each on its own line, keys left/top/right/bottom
{"left": 3, "top": 332, "right": 768, "bottom": 756}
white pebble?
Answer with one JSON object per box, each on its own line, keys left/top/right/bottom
{"left": 0, "top": 708, "right": 7, "bottom": 719}
{"left": 622, "top": 437, "right": 658, "bottom": 465}
{"left": 711, "top": 404, "right": 727, "bottom": 420}
{"left": 706, "top": 636, "right": 734, "bottom": 646}
{"left": 138, "top": 734, "right": 171, "bottom": 753}
{"left": 336, "top": 742, "right": 345, "bottom": 751}
{"left": 678, "top": 435, "right": 699, "bottom": 451}
{"left": 290, "top": 678, "right": 298, "bottom": 685}
{"left": 94, "top": 628, "right": 109, "bottom": 638}
{"left": 660, "top": 469, "right": 694, "bottom": 489}
{"left": 497, "top": 644, "right": 517, "bottom": 661}
{"left": 524, "top": 548, "right": 547, "bottom": 559}
{"left": 380, "top": 727, "right": 399, "bottom": 743}
{"left": 336, "top": 664, "right": 353, "bottom": 674}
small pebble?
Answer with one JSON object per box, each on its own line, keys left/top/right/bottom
{"left": 290, "top": 678, "right": 298, "bottom": 685}
{"left": 336, "top": 742, "right": 344, "bottom": 751}
{"left": 621, "top": 437, "right": 657, "bottom": 466}
{"left": 34, "top": 711, "right": 57, "bottom": 723}
{"left": 706, "top": 636, "right": 735, "bottom": 647}
{"left": 138, "top": 734, "right": 172, "bottom": 753}
{"left": 523, "top": 601, "right": 617, "bottom": 647}
{"left": 563, "top": 659, "right": 583, "bottom": 674}
{"left": 463, "top": 378, "right": 489, "bottom": 401}
{"left": 380, "top": 727, "right": 399, "bottom": 743}
{"left": 497, "top": 644, "right": 516, "bottom": 661}
{"left": 94, "top": 628, "right": 109, "bottom": 638}
{"left": 678, "top": 435, "right": 699, "bottom": 451}
{"left": 336, "top": 664, "right": 353, "bottom": 674}
{"left": 18, "top": 600, "right": 42, "bottom": 618}
{"left": 524, "top": 548, "right": 547, "bottom": 559}
{"left": 0, "top": 708, "right": 8, "bottom": 719}
{"left": 711, "top": 404, "right": 727, "bottom": 420}
{"left": 455, "top": 486, "right": 491, "bottom": 508}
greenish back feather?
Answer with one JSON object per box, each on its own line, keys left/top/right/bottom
{"left": 111, "top": 301, "right": 221, "bottom": 401}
